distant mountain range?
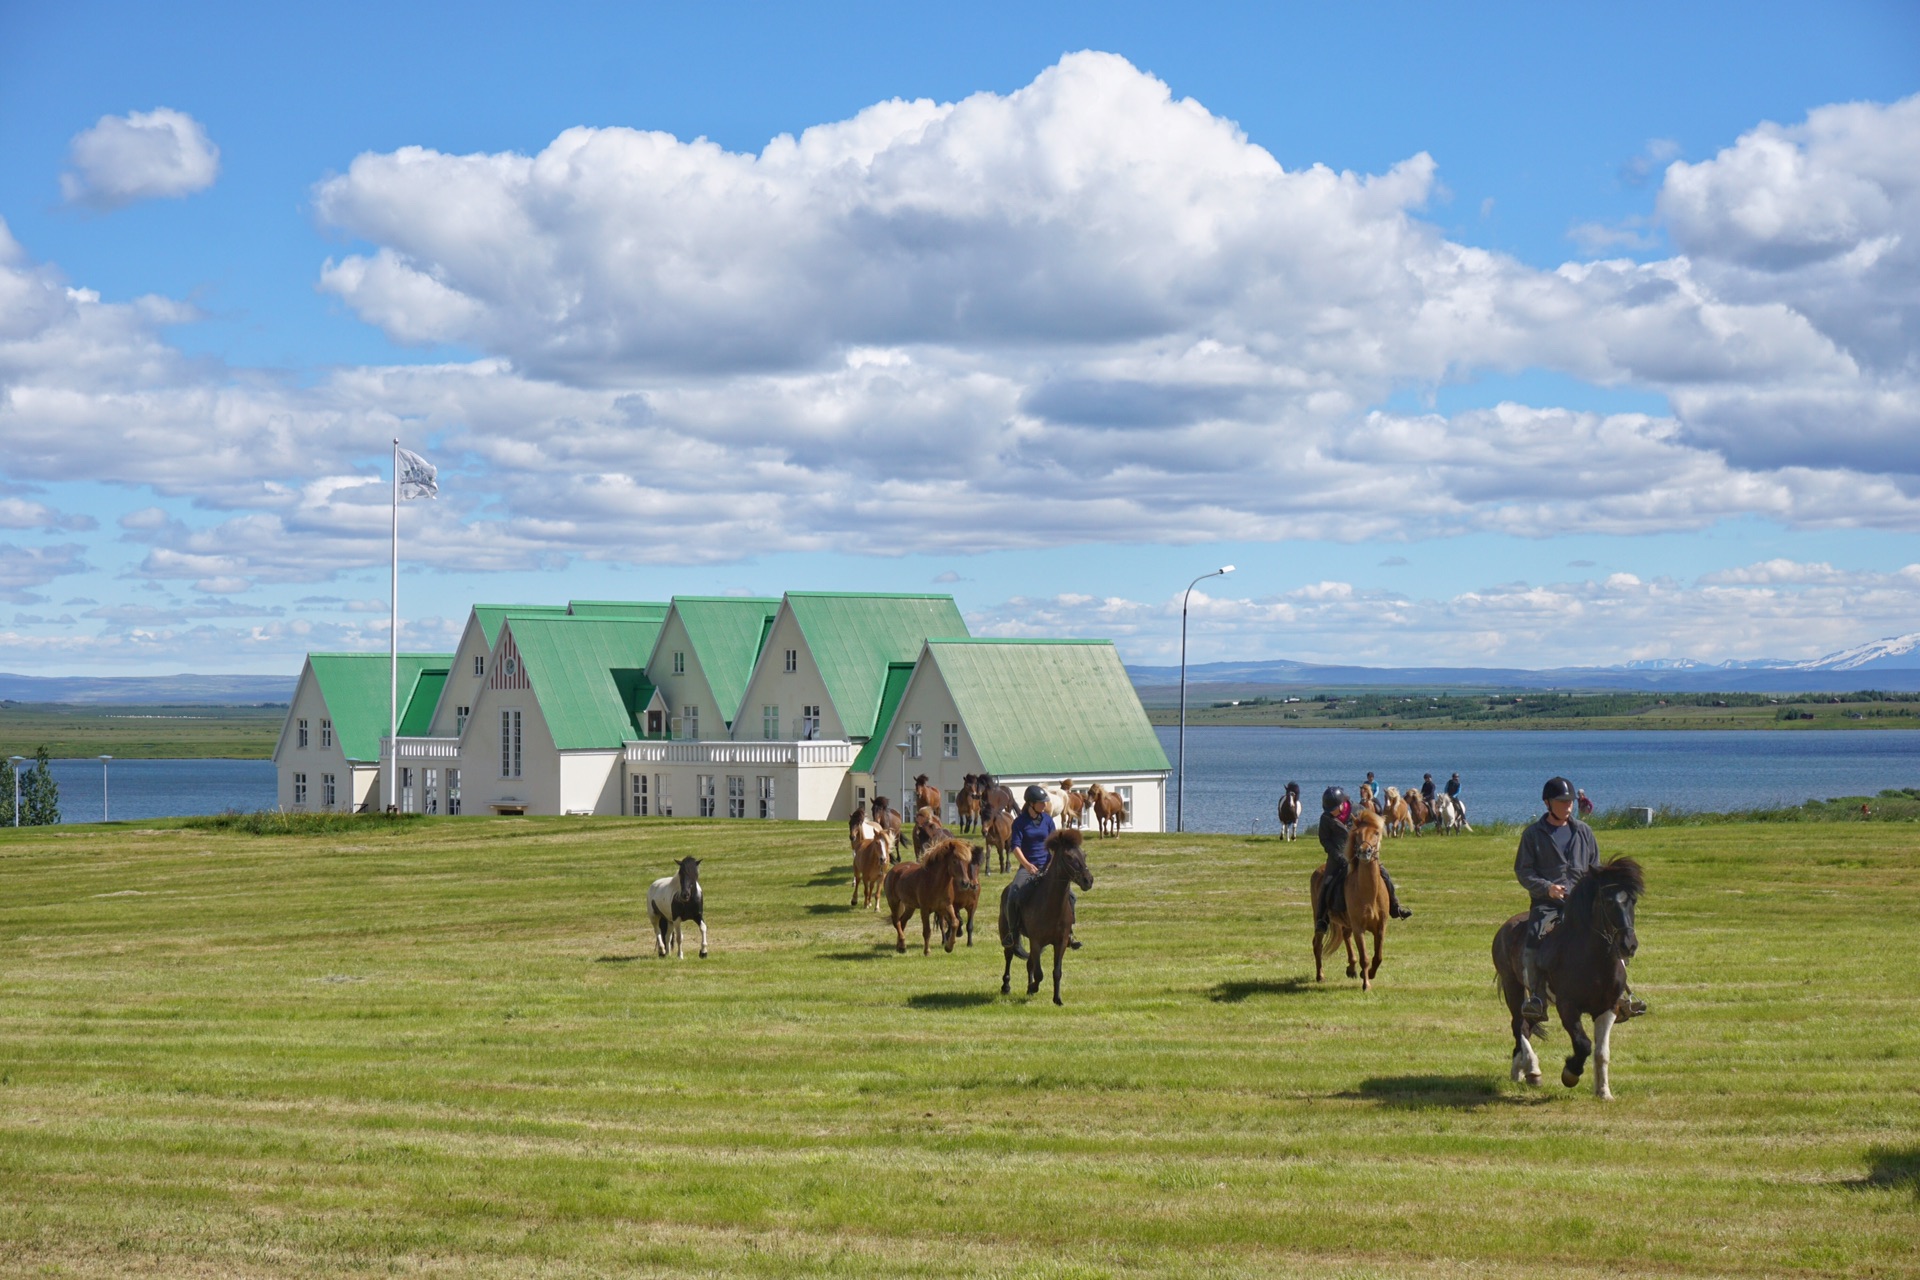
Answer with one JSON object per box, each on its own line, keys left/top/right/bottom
{"left": 0, "top": 672, "right": 294, "bottom": 704}
{"left": 1128, "top": 632, "right": 1920, "bottom": 698}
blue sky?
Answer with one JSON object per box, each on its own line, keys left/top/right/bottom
{"left": 1, "top": 1, "right": 1917, "bottom": 673}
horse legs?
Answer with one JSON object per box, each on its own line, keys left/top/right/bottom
{"left": 1510, "top": 1011, "right": 1543, "bottom": 1085}
{"left": 1313, "top": 926, "right": 1327, "bottom": 982}
{"left": 671, "top": 919, "right": 683, "bottom": 959}
{"left": 1051, "top": 941, "right": 1065, "bottom": 1006}
{"left": 1591, "top": 1010, "right": 1616, "bottom": 1100}
{"left": 1026, "top": 948, "right": 1043, "bottom": 996}
{"left": 1367, "top": 925, "right": 1384, "bottom": 980}
{"left": 920, "top": 908, "right": 933, "bottom": 955}
{"left": 1353, "top": 929, "right": 1371, "bottom": 991}
{"left": 696, "top": 918, "right": 709, "bottom": 959}
{"left": 1561, "top": 1005, "right": 1593, "bottom": 1089}
{"left": 1001, "top": 946, "right": 1015, "bottom": 995}
{"left": 1343, "top": 928, "right": 1357, "bottom": 979}
{"left": 892, "top": 904, "right": 908, "bottom": 953}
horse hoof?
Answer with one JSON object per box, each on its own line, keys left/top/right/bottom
{"left": 1561, "top": 1068, "right": 1581, "bottom": 1088}
{"left": 1053, "top": 996, "right": 1063, "bottom": 1006}
{"left": 1526, "top": 1072, "right": 1542, "bottom": 1086}
{"left": 1596, "top": 1089, "right": 1614, "bottom": 1102}
{"left": 699, "top": 949, "right": 708, "bottom": 958}
{"left": 1346, "top": 965, "right": 1357, "bottom": 978}
{"left": 1001, "top": 982, "right": 1010, "bottom": 995}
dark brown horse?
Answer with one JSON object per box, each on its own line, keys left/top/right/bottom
{"left": 956, "top": 774, "right": 983, "bottom": 833}
{"left": 978, "top": 773, "right": 1016, "bottom": 818}
{"left": 999, "top": 829, "right": 1094, "bottom": 1005}
{"left": 950, "top": 843, "right": 986, "bottom": 945}
{"left": 1493, "top": 858, "right": 1644, "bottom": 1099}
{"left": 884, "top": 838, "right": 972, "bottom": 954}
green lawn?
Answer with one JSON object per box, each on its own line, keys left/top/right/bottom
{"left": 1, "top": 816, "right": 1915, "bottom": 1277}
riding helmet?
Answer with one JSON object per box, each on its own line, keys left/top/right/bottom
{"left": 1542, "top": 775, "right": 1576, "bottom": 802}
{"left": 1023, "top": 784, "right": 1047, "bottom": 805}
{"left": 1321, "top": 785, "right": 1347, "bottom": 813}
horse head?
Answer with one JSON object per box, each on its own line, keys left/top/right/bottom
{"left": 1570, "top": 857, "right": 1644, "bottom": 959}
{"left": 1044, "top": 829, "right": 1093, "bottom": 891}
{"left": 675, "top": 856, "right": 702, "bottom": 902}
{"left": 1347, "top": 809, "right": 1386, "bottom": 862}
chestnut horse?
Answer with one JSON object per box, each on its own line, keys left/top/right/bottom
{"left": 1091, "top": 786, "right": 1127, "bottom": 837}
{"left": 999, "top": 829, "right": 1094, "bottom": 1005}
{"left": 950, "top": 843, "right": 986, "bottom": 945}
{"left": 1494, "top": 858, "right": 1643, "bottom": 1099}
{"left": 883, "top": 838, "right": 973, "bottom": 954}
{"left": 849, "top": 829, "right": 888, "bottom": 910}
{"left": 913, "top": 774, "right": 941, "bottom": 819}
{"left": 1405, "top": 789, "right": 1430, "bottom": 833}
{"left": 1058, "top": 779, "right": 1089, "bottom": 830}
{"left": 982, "top": 807, "right": 1013, "bottom": 874}
{"left": 870, "top": 796, "right": 904, "bottom": 863}
{"left": 913, "top": 804, "right": 952, "bottom": 857}
{"left": 1310, "top": 808, "right": 1391, "bottom": 989}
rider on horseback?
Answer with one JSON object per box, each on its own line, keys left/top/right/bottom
{"left": 1314, "top": 785, "right": 1413, "bottom": 933}
{"left": 1010, "top": 784, "right": 1079, "bottom": 951}
{"left": 1517, "top": 776, "right": 1648, "bottom": 1023}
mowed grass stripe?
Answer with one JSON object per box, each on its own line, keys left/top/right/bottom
{"left": 1, "top": 816, "right": 1916, "bottom": 1278}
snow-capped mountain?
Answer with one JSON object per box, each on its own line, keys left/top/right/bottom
{"left": 1789, "top": 632, "right": 1920, "bottom": 672}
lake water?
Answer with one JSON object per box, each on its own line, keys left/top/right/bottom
{"left": 1157, "top": 726, "right": 1920, "bottom": 833}
{"left": 18, "top": 730, "right": 1920, "bottom": 827}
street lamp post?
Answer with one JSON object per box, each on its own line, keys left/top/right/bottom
{"left": 99, "top": 755, "right": 113, "bottom": 823}
{"left": 1177, "top": 565, "right": 1235, "bottom": 833}
{"left": 8, "top": 755, "right": 25, "bottom": 828}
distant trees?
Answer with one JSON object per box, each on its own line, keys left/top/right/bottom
{"left": 0, "top": 747, "right": 60, "bottom": 826}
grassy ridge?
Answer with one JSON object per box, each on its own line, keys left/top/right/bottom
{"left": 1149, "top": 690, "right": 1920, "bottom": 730}
{"left": 0, "top": 816, "right": 1916, "bottom": 1277}
{"left": 0, "top": 702, "right": 286, "bottom": 759}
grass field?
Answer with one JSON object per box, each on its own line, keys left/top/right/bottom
{"left": 1, "top": 815, "right": 1916, "bottom": 1278}
{"left": 0, "top": 703, "right": 286, "bottom": 759}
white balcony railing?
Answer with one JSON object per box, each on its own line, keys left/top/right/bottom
{"left": 382, "top": 736, "right": 462, "bottom": 760}
{"left": 624, "top": 739, "right": 853, "bottom": 767}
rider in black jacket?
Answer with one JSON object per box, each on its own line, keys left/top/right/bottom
{"left": 1516, "top": 776, "right": 1646, "bottom": 1022}
{"left": 1315, "top": 786, "right": 1413, "bottom": 932}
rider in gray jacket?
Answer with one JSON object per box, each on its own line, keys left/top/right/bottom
{"left": 1516, "top": 776, "right": 1646, "bottom": 1022}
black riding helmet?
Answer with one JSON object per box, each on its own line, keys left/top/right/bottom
{"left": 1322, "top": 785, "right": 1347, "bottom": 813}
{"left": 1023, "top": 784, "right": 1047, "bottom": 806}
{"left": 1542, "top": 775, "right": 1576, "bottom": 802}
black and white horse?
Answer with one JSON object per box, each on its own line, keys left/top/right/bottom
{"left": 648, "top": 856, "right": 708, "bottom": 958}
{"left": 1277, "top": 782, "right": 1303, "bottom": 841}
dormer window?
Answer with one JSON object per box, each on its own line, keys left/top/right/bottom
{"left": 474, "top": 655, "right": 484, "bottom": 677}
{"left": 784, "top": 648, "right": 797, "bottom": 673}
{"left": 673, "top": 651, "right": 685, "bottom": 675}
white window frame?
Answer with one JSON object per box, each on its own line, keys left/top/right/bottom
{"left": 424, "top": 768, "right": 439, "bottom": 815}
{"left": 757, "top": 774, "right": 775, "bottom": 819}
{"left": 297, "top": 718, "right": 309, "bottom": 749}
{"left": 322, "top": 773, "right": 336, "bottom": 809}
{"left": 907, "top": 722, "right": 923, "bottom": 759}
{"left": 944, "top": 790, "right": 958, "bottom": 823}
{"left": 673, "top": 650, "right": 685, "bottom": 675}
{"left": 680, "top": 705, "right": 700, "bottom": 741}
{"left": 632, "top": 771, "right": 650, "bottom": 816}
{"left": 292, "top": 772, "right": 307, "bottom": 806}
{"left": 501, "top": 709, "right": 522, "bottom": 778}
{"left": 697, "top": 774, "right": 716, "bottom": 818}
{"left": 400, "top": 766, "right": 414, "bottom": 813}
{"left": 763, "top": 705, "right": 780, "bottom": 740}
{"left": 942, "top": 722, "right": 959, "bottom": 758}
{"left": 656, "top": 774, "right": 669, "bottom": 816}
{"left": 474, "top": 655, "right": 485, "bottom": 677}
{"left": 801, "top": 704, "right": 820, "bottom": 740}
{"left": 447, "top": 768, "right": 461, "bottom": 815}
{"left": 456, "top": 705, "right": 470, "bottom": 735}
{"left": 727, "top": 774, "right": 746, "bottom": 819}
{"left": 784, "top": 648, "right": 797, "bottom": 673}
{"left": 320, "top": 719, "right": 333, "bottom": 748}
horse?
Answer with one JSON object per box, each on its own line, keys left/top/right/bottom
{"left": 848, "top": 800, "right": 881, "bottom": 856}
{"left": 982, "top": 807, "right": 1013, "bottom": 874}
{"left": 978, "top": 773, "right": 1017, "bottom": 818}
{"left": 1493, "top": 858, "right": 1644, "bottom": 1100}
{"left": 850, "top": 828, "right": 889, "bottom": 910}
{"left": 1309, "top": 809, "right": 1389, "bottom": 989}
{"left": 1058, "top": 780, "right": 1089, "bottom": 830}
{"left": 1091, "top": 786, "right": 1127, "bottom": 837}
{"left": 912, "top": 804, "right": 952, "bottom": 857}
{"left": 883, "top": 837, "right": 973, "bottom": 954}
{"left": 647, "top": 857, "right": 708, "bottom": 959}
{"left": 950, "top": 843, "right": 986, "bottom": 945}
{"left": 1431, "top": 794, "right": 1461, "bottom": 834}
{"left": 1358, "top": 782, "right": 1376, "bottom": 817}
{"left": 1405, "top": 789, "right": 1430, "bottom": 833}
{"left": 999, "top": 829, "right": 1094, "bottom": 1005}
{"left": 956, "top": 774, "right": 983, "bottom": 833}
{"left": 1276, "top": 782, "right": 1302, "bottom": 840}
{"left": 1383, "top": 786, "right": 1411, "bottom": 837}
{"left": 914, "top": 774, "right": 941, "bottom": 819}
{"left": 870, "top": 795, "right": 904, "bottom": 862}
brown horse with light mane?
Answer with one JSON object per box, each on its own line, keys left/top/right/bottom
{"left": 1088, "top": 784, "right": 1127, "bottom": 836}
{"left": 849, "top": 827, "right": 888, "bottom": 910}
{"left": 1311, "top": 808, "right": 1392, "bottom": 989}
{"left": 884, "top": 838, "right": 973, "bottom": 954}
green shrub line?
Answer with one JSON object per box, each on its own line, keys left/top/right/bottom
{"left": 182, "top": 809, "right": 426, "bottom": 835}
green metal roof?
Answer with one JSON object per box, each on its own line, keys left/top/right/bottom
{"left": 506, "top": 617, "right": 662, "bottom": 749}
{"left": 850, "top": 661, "right": 916, "bottom": 774}
{"left": 568, "top": 600, "right": 670, "bottom": 620}
{"left": 668, "top": 597, "right": 782, "bottom": 726}
{"left": 473, "top": 604, "right": 570, "bottom": 646}
{"left": 306, "top": 653, "right": 454, "bottom": 762}
{"left": 920, "top": 639, "right": 1171, "bottom": 777}
{"left": 786, "top": 593, "right": 969, "bottom": 740}
{"left": 398, "top": 668, "right": 448, "bottom": 736}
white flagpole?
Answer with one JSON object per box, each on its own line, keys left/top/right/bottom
{"left": 389, "top": 437, "right": 399, "bottom": 814}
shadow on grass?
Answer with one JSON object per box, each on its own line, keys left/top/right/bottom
{"left": 594, "top": 953, "right": 647, "bottom": 964}
{"left": 1341, "top": 1074, "right": 1537, "bottom": 1109}
{"left": 821, "top": 945, "right": 896, "bottom": 962}
{"left": 1206, "top": 977, "right": 1312, "bottom": 1003}
{"left": 906, "top": 991, "right": 997, "bottom": 1010}
{"left": 1846, "top": 1146, "right": 1920, "bottom": 1197}
{"left": 805, "top": 903, "right": 851, "bottom": 915}
{"left": 805, "top": 868, "right": 852, "bottom": 887}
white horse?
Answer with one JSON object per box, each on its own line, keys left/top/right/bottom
{"left": 648, "top": 856, "right": 708, "bottom": 958}
{"left": 1433, "top": 795, "right": 1472, "bottom": 834}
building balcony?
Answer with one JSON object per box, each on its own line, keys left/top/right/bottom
{"left": 623, "top": 739, "right": 854, "bottom": 766}
{"left": 382, "top": 736, "right": 462, "bottom": 760}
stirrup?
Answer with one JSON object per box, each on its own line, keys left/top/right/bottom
{"left": 1615, "top": 994, "right": 1649, "bottom": 1020}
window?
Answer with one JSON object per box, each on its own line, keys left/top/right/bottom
{"left": 758, "top": 775, "right": 775, "bottom": 819}
{"left": 322, "top": 773, "right": 337, "bottom": 809}
{"left": 945, "top": 790, "right": 958, "bottom": 823}
{"left": 727, "top": 775, "right": 746, "bottom": 819}
{"left": 456, "top": 705, "right": 470, "bottom": 735}
{"left": 292, "top": 772, "right": 307, "bottom": 806}
{"left": 656, "top": 775, "right": 670, "bottom": 816}
{"left": 800, "top": 704, "right": 821, "bottom": 740}
{"left": 784, "top": 648, "right": 797, "bottom": 673}
{"left": 474, "top": 655, "right": 485, "bottom": 677}
{"left": 424, "top": 768, "right": 439, "bottom": 815}
{"left": 501, "top": 709, "right": 522, "bottom": 778}
{"left": 297, "top": 718, "right": 309, "bottom": 748}
{"left": 503, "top": 656, "right": 518, "bottom": 677}
{"left": 762, "top": 705, "right": 780, "bottom": 740}
{"left": 907, "top": 722, "right": 923, "bottom": 758}
{"left": 673, "top": 650, "right": 685, "bottom": 675}
{"left": 680, "top": 705, "right": 700, "bottom": 740}
{"left": 646, "top": 709, "right": 664, "bottom": 737}
{"left": 942, "top": 722, "right": 959, "bottom": 758}
{"left": 632, "top": 772, "right": 650, "bottom": 816}
{"left": 401, "top": 766, "right": 415, "bottom": 813}
{"left": 697, "top": 774, "right": 716, "bottom": 818}
{"left": 1115, "top": 785, "right": 1133, "bottom": 828}
{"left": 447, "top": 769, "right": 461, "bottom": 815}
{"left": 320, "top": 719, "right": 333, "bottom": 748}
{"left": 856, "top": 785, "right": 867, "bottom": 807}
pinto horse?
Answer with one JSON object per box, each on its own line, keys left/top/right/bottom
{"left": 1494, "top": 858, "right": 1644, "bottom": 1100}
{"left": 999, "top": 829, "right": 1093, "bottom": 1005}
{"left": 1276, "top": 782, "right": 1302, "bottom": 840}
{"left": 883, "top": 838, "right": 973, "bottom": 954}
{"left": 1310, "top": 809, "right": 1390, "bottom": 989}
{"left": 648, "top": 857, "right": 708, "bottom": 959}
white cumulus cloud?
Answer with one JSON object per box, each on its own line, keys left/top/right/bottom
{"left": 61, "top": 108, "right": 221, "bottom": 210}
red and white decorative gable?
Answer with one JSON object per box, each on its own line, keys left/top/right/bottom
{"left": 490, "top": 629, "right": 530, "bottom": 691}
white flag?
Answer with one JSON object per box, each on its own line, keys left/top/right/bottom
{"left": 397, "top": 447, "right": 438, "bottom": 499}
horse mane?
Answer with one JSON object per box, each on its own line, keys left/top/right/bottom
{"left": 1565, "top": 856, "right": 1645, "bottom": 929}
{"left": 1345, "top": 808, "right": 1384, "bottom": 854}
{"left": 1044, "top": 827, "right": 1083, "bottom": 857}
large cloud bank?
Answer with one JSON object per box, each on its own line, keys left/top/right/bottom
{"left": 4, "top": 54, "right": 1919, "bottom": 614}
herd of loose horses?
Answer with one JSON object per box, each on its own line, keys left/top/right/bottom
{"left": 645, "top": 772, "right": 1645, "bottom": 1099}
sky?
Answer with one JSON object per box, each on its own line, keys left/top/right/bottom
{"left": 1, "top": 0, "right": 1917, "bottom": 675}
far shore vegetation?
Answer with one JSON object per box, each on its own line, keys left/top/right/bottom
{"left": 1146, "top": 687, "right": 1920, "bottom": 730}
{"left": 0, "top": 701, "right": 287, "bottom": 759}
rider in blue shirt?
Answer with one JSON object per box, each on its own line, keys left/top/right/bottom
{"left": 1009, "top": 784, "right": 1079, "bottom": 949}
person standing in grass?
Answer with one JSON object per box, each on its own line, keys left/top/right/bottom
{"left": 1516, "top": 775, "right": 1646, "bottom": 1023}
